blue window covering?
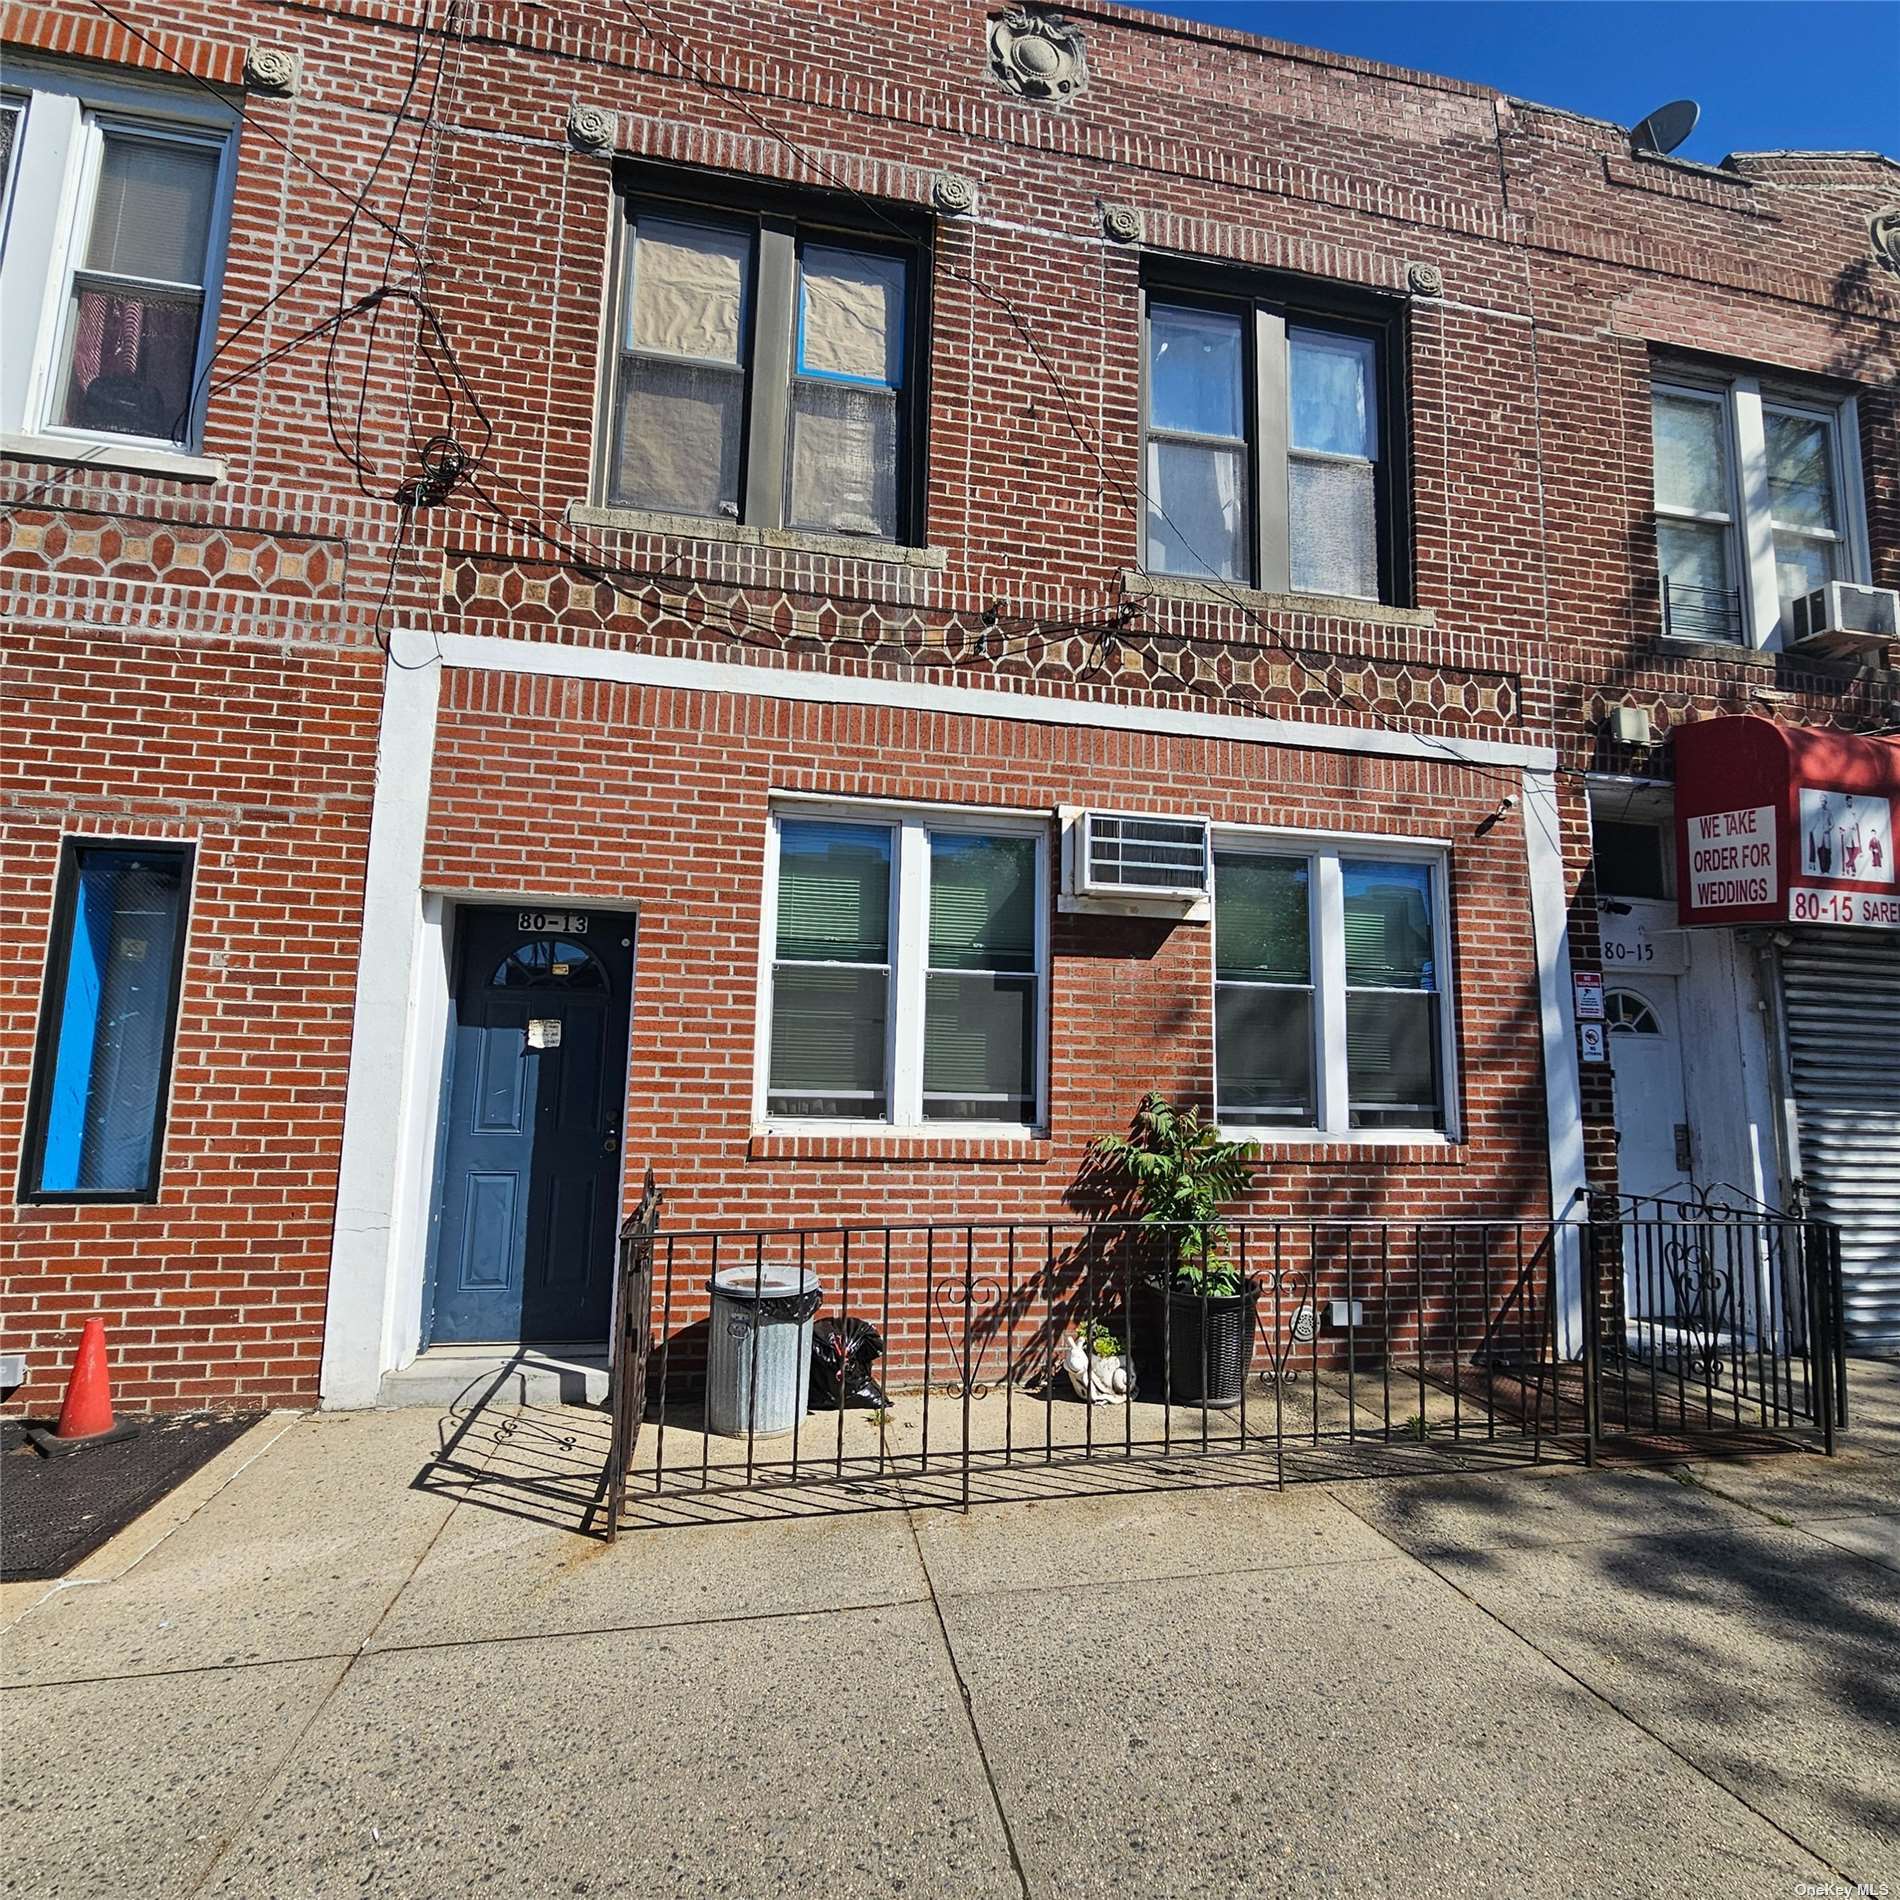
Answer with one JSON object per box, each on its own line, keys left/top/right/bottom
{"left": 33, "top": 848, "right": 189, "bottom": 1196}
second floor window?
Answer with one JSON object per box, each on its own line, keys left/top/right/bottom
{"left": 1143, "top": 284, "right": 1403, "bottom": 604}
{"left": 605, "top": 193, "right": 920, "bottom": 544}
{"left": 0, "top": 61, "right": 233, "bottom": 453}
{"left": 1652, "top": 371, "right": 1866, "bottom": 648}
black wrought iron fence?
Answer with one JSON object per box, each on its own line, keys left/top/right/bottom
{"left": 601, "top": 1200, "right": 1846, "bottom": 1526}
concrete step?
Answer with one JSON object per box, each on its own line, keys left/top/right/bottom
{"left": 376, "top": 1347, "right": 610, "bottom": 1410}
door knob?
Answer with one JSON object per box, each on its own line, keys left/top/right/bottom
{"left": 602, "top": 1133, "right": 620, "bottom": 1156}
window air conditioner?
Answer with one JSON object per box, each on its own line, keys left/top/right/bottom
{"left": 1788, "top": 581, "right": 1899, "bottom": 659}
{"left": 1058, "top": 808, "right": 1213, "bottom": 920}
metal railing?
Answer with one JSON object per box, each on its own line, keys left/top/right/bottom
{"left": 1662, "top": 575, "right": 1745, "bottom": 643}
{"left": 601, "top": 1201, "right": 1845, "bottom": 1526}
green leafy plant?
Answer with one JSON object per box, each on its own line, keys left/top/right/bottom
{"left": 1070, "top": 1315, "right": 1125, "bottom": 1359}
{"left": 1092, "top": 1093, "right": 1254, "bottom": 1296}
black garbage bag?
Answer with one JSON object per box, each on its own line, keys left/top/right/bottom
{"left": 811, "top": 1317, "right": 890, "bottom": 1409}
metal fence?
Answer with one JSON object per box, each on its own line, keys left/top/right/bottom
{"left": 601, "top": 1197, "right": 1846, "bottom": 1532}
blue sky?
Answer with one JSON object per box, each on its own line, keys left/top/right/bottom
{"left": 1131, "top": 3, "right": 1899, "bottom": 166}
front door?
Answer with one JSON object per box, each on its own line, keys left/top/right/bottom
{"left": 1607, "top": 980, "right": 1694, "bottom": 1322}
{"left": 426, "top": 905, "right": 635, "bottom": 1345}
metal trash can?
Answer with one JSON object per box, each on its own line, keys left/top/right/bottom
{"left": 706, "top": 1263, "right": 822, "bottom": 1438}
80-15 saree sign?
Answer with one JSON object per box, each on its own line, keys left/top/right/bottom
{"left": 1674, "top": 716, "right": 1900, "bottom": 930}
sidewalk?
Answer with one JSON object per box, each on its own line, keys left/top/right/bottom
{"left": 3, "top": 1364, "right": 1895, "bottom": 1900}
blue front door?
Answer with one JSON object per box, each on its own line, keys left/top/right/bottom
{"left": 426, "top": 905, "right": 636, "bottom": 1344}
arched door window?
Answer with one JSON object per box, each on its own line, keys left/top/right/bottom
{"left": 490, "top": 939, "right": 608, "bottom": 993}
{"left": 1605, "top": 990, "right": 1662, "bottom": 1036}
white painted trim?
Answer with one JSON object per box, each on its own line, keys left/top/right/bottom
{"left": 0, "top": 432, "right": 224, "bottom": 482}
{"left": 1523, "top": 766, "right": 1587, "bottom": 1354}
{"left": 319, "top": 633, "right": 443, "bottom": 1409}
{"left": 386, "top": 892, "right": 452, "bottom": 1372}
{"left": 429, "top": 631, "right": 1556, "bottom": 771}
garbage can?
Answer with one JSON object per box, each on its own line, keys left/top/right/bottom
{"left": 706, "top": 1263, "right": 822, "bottom": 1438}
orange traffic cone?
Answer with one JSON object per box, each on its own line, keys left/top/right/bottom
{"left": 28, "top": 1319, "right": 137, "bottom": 1457}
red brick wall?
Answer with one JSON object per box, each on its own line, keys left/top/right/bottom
{"left": 4, "top": 0, "right": 1893, "bottom": 1408}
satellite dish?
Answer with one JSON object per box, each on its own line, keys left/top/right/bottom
{"left": 1630, "top": 99, "right": 1700, "bottom": 157}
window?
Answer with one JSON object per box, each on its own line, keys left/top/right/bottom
{"left": 762, "top": 811, "right": 1046, "bottom": 1128}
{"left": 1143, "top": 280, "right": 1402, "bottom": 602}
{"left": 0, "top": 62, "right": 233, "bottom": 455}
{"left": 1592, "top": 819, "right": 1673, "bottom": 901}
{"left": 22, "top": 844, "right": 193, "bottom": 1202}
{"left": 604, "top": 190, "right": 921, "bottom": 543}
{"left": 1214, "top": 845, "right": 1450, "bottom": 1136}
{"left": 1652, "top": 371, "right": 1867, "bottom": 649}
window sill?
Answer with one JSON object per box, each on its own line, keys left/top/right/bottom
{"left": 1121, "top": 572, "right": 1435, "bottom": 629}
{"left": 1655, "top": 633, "right": 1891, "bottom": 678}
{"left": 1, "top": 430, "right": 225, "bottom": 484}
{"left": 749, "top": 1127, "right": 1052, "bottom": 1163}
{"left": 1221, "top": 1129, "right": 1466, "bottom": 1165}
{"left": 568, "top": 503, "right": 946, "bottom": 570}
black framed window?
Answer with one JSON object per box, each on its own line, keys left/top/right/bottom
{"left": 21, "top": 842, "right": 192, "bottom": 1203}
{"left": 603, "top": 181, "right": 925, "bottom": 545}
{"left": 1142, "top": 274, "right": 1408, "bottom": 604}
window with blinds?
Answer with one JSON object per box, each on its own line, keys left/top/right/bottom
{"left": 1213, "top": 845, "right": 1449, "bottom": 1138}
{"left": 763, "top": 811, "right": 1046, "bottom": 1129}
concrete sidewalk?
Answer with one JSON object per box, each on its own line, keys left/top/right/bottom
{"left": 3, "top": 1366, "right": 1895, "bottom": 1900}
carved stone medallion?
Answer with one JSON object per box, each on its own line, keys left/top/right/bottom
{"left": 989, "top": 10, "right": 1087, "bottom": 104}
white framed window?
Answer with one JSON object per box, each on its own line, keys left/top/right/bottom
{"left": 1213, "top": 836, "right": 1456, "bottom": 1139}
{"left": 1652, "top": 370, "right": 1868, "bottom": 650}
{"left": 0, "top": 59, "right": 235, "bottom": 464}
{"left": 757, "top": 804, "right": 1049, "bottom": 1132}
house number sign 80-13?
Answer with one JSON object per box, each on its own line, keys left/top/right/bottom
{"left": 518, "top": 910, "right": 588, "bottom": 934}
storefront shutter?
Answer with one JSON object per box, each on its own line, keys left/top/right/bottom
{"left": 1780, "top": 930, "right": 1900, "bottom": 1350}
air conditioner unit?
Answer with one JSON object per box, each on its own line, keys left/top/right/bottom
{"left": 1788, "top": 581, "right": 1899, "bottom": 658}
{"left": 1058, "top": 807, "right": 1212, "bottom": 919}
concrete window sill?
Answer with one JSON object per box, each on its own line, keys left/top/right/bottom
{"left": 1, "top": 430, "right": 224, "bottom": 484}
{"left": 567, "top": 503, "right": 946, "bottom": 571}
{"left": 1120, "top": 571, "right": 1436, "bottom": 629}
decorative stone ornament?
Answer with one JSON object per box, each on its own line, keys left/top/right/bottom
{"left": 1406, "top": 260, "right": 1445, "bottom": 297}
{"left": 243, "top": 45, "right": 300, "bottom": 95}
{"left": 1871, "top": 206, "right": 1900, "bottom": 275}
{"left": 566, "top": 103, "right": 616, "bottom": 154}
{"left": 932, "top": 173, "right": 976, "bottom": 216}
{"left": 1101, "top": 204, "right": 1142, "bottom": 244}
{"left": 988, "top": 9, "right": 1087, "bottom": 104}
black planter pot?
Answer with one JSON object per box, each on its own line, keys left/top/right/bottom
{"left": 1156, "top": 1282, "right": 1259, "bottom": 1408}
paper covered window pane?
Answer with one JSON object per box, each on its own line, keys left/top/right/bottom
{"left": 1342, "top": 860, "right": 1435, "bottom": 989}
{"left": 1774, "top": 530, "right": 1837, "bottom": 612}
{"left": 928, "top": 834, "right": 1036, "bottom": 973}
{"left": 1289, "top": 329, "right": 1376, "bottom": 458}
{"left": 84, "top": 135, "right": 218, "bottom": 286}
{"left": 789, "top": 381, "right": 898, "bottom": 538}
{"left": 1652, "top": 393, "right": 1730, "bottom": 516}
{"left": 797, "top": 246, "right": 905, "bottom": 385}
{"left": 1288, "top": 454, "right": 1377, "bottom": 598}
{"left": 613, "top": 358, "right": 744, "bottom": 516}
{"left": 1146, "top": 438, "right": 1245, "bottom": 580}
{"left": 627, "top": 219, "right": 751, "bottom": 365}
{"left": 58, "top": 284, "right": 203, "bottom": 440}
{"left": 1215, "top": 985, "right": 1315, "bottom": 1127}
{"left": 1148, "top": 304, "right": 1244, "bottom": 439}
{"left": 1764, "top": 411, "right": 1837, "bottom": 532}
{"left": 922, "top": 973, "right": 1035, "bottom": 1122}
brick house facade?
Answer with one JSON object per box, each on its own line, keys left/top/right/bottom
{"left": 3, "top": 0, "right": 1895, "bottom": 1411}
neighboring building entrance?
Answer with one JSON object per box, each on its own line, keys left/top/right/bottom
{"left": 426, "top": 905, "right": 636, "bottom": 1345}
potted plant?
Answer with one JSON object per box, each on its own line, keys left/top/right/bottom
{"left": 1060, "top": 1314, "right": 1134, "bottom": 1406}
{"left": 1092, "top": 1093, "right": 1257, "bottom": 1407}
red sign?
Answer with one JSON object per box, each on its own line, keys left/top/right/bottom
{"left": 1675, "top": 717, "right": 1900, "bottom": 929}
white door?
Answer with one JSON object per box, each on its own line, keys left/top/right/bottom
{"left": 1607, "top": 981, "right": 1694, "bottom": 1322}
